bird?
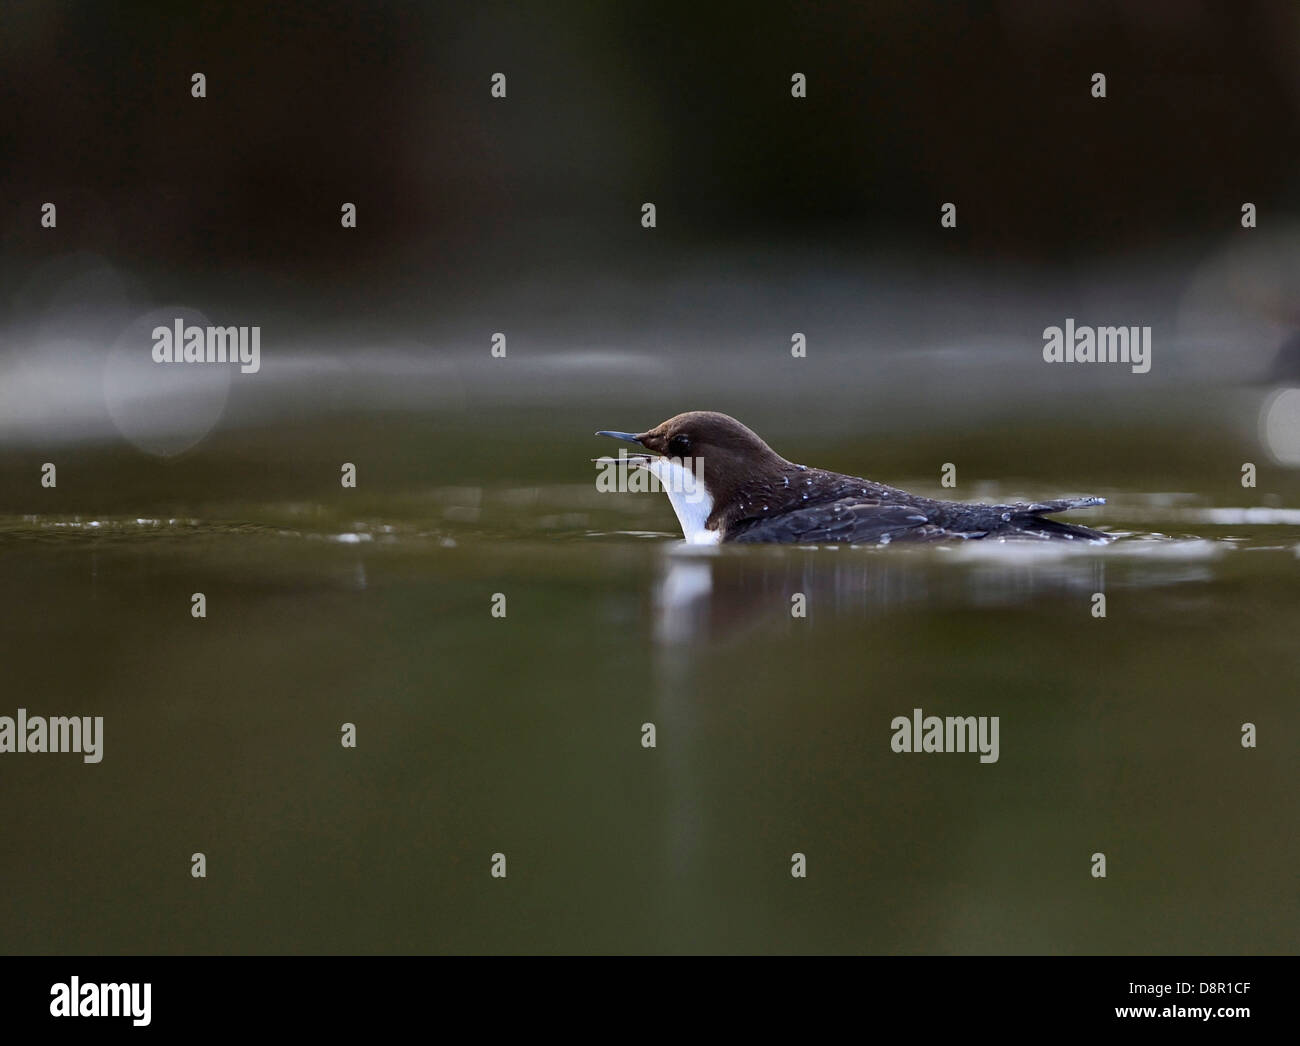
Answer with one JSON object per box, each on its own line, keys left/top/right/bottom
{"left": 595, "top": 411, "right": 1106, "bottom": 545}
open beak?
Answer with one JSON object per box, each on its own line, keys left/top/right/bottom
{"left": 594, "top": 430, "right": 655, "bottom": 466}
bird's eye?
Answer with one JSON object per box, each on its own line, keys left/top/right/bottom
{"left": 668, "top": 434, "right": 691, "bottom": 457}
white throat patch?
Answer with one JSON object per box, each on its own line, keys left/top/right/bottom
{"left": 638, "top": 457, "right": 719, "bottom": 545}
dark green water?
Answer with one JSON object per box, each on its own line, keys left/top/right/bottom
{"left": 1, "top": 409, "right": 1297, "bottom": 955}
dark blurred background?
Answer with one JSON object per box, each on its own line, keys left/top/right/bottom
{"left": 6, "top": 1, "right": 1300, "bottom": 294}
{"left": 0, "top": 2, "right": 1297, "bottom": 493}
{"left": 3, "top": 1, "right": 1300, "bottom": 485}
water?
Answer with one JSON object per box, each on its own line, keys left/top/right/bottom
{"left": 1, "top": 421, "right": 1297, "bottom": 953}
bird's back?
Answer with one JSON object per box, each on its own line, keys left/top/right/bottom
{"left": 725, "top": 468, "right": 1105, "bottom": 543}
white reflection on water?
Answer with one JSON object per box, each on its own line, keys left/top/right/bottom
{"left": 648, "top": 536, "right": 1232, "bottom": 648}
{"left": 643, "top": 531, "right": 1243, "bottom": 892}
{"left": 653, "top": 553, "right": 712, "bottom": 646}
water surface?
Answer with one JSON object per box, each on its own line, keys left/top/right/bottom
{"left": 1, "top": 449, "right": 1296, "bottom": 953}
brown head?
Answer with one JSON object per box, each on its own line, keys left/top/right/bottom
{"left": 595, "top": 411, "right": 792, "bottom": 541}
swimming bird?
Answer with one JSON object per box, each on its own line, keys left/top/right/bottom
{"left": 595, "top": 411, "right": 1106, "bottom": 545}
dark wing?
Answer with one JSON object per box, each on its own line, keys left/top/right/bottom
{"left": 728, "top": 494, "right": 1107, "bottom": 544}
{"left": 1003, "top": 496, "right": 1106, "bottom": 514}
{"left": 728, "top": 498, "right": 959, "bottom": 544}
{"left": 992, "top": 496, "right": 1107, "bottom": 541}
